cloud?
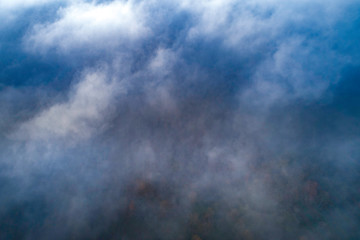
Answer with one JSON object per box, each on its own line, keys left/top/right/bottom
{"left": 242, "top": 37, "right": 336, "bottom": 106}
{"left": 13, "top": 67, "right": 122, "bottom": 141}
{"left": 182, "top": 0, "right": 349, "bottom": 44}
{"left": 25, "top": 0, "right": 149, "bottom": 54}
{"left": 1, "top": 0, "right": 360, "bottom": 239}
{"left": 178, "top": 0, "right": 356, "bottom": 105}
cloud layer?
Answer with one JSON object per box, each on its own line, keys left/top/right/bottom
{"left": 1, "top": 0, "right": 360, "bottom": 239}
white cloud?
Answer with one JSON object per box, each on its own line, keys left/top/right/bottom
{"left": 14, "top": 68, "right": 123, "bottom": 141}
{"left": 182, "top": 0, "right": 346, "bottom": 48}
{"left": 178, "top": 0, "right": 352, "bottom": 105}
{"left": 20, "top": 0, "right": 355, "bottom": 107}
{"left": 25, "top": 0, "right": 149, "bottom": 54}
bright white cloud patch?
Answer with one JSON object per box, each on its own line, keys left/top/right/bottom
{"left": 25, "top": 0, "right": 149, "bottom": 53}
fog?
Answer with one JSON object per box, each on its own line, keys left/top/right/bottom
{"left": 0, "top": 0, "right": 360, "bottom": 239}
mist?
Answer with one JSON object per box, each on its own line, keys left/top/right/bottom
{"left": 0, "top": 0, "right": 360, "bottom": 239}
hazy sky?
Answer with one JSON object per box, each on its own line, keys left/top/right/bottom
{"left": 0, "top": 0, "right": 360, "bottom": 239}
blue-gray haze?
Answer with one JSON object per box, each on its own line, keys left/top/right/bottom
{"left": 0, "top": 0, "right": 360, "bottom": 239}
